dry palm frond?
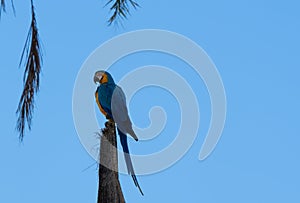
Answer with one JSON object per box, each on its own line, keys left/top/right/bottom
{"left": 0, "top": 0, "right": 15, "bottom": 18}
{"left": 0, "top": 0, "right": 6, "bottom": 17}
{"left": 16, "top": 0, "right": 42, "bottom": 141}
{"left": 106, "top": 0, "right": 139, "bottom": 25}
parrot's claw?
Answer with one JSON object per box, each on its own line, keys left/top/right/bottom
{"left": 105, "top": 115, "right": 113, "bottom": 121}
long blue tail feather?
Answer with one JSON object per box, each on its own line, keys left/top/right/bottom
{"left": 117, "top": 128, "right": 144, "bottom": 195}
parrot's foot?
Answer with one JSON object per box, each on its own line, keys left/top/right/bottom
{"left": 105, "top": 115, "right": 114, "bottom": 121}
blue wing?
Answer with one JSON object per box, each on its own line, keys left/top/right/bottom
{"left": 112, "top": 86, "right": 138, "bottom": 141}
{"left": 111, "top": 86, "right": 129, "bottom": 122}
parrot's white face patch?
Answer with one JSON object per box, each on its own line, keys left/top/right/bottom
{"left": 94, "top": 71, "right": 105, "bottom": 84}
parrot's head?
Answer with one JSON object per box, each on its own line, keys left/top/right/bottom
{"left": 93, "top": 70, "right": 115, "bottom": 85}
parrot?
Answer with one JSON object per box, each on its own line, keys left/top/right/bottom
{"left": 93, "top": 70, "right": 144, "bottom": 196}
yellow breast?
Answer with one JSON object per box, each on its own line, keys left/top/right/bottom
{"left": 95, "top": 91, "right": 107, "bottom": 116}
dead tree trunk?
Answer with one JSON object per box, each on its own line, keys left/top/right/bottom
{"left": 97, "top": 120, "right": 125, "bottom": 203}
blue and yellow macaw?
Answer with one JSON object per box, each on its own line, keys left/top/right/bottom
{"left": 94, "top": 70, "right": 143, "bottom": 195}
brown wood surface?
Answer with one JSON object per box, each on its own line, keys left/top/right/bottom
{"left": 97, "top": 121, "right": 125, "bottom": 203}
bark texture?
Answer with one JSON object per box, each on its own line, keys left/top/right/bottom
{"left": 98, "top": 120, "right": 125, "bottom": 203}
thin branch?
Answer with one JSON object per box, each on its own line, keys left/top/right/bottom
{"left": 105, "top": 0, "right": 139, "bottom": 25}
{"left": 16, "top": 0, "right": 42, "bottom": 141}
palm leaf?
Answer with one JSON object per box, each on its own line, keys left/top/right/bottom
{"left": 0, "top": 0, "right": 15, "bottom": 18}
{"left": 106, "top": 0, "right": 139, "bottom": 25}
{"left": 0, "top": 0, "right": 6, "bottom": 17}
{"left": 16, "top": 0, "right": 42, "bottom": 141}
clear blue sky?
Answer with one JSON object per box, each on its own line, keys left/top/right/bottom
{"left": 1, "top": 1, "right": 300, "bottom": 202}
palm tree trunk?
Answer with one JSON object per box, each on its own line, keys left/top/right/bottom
{"left": 98, "top": 120, "right": 125, "bottom": 203}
